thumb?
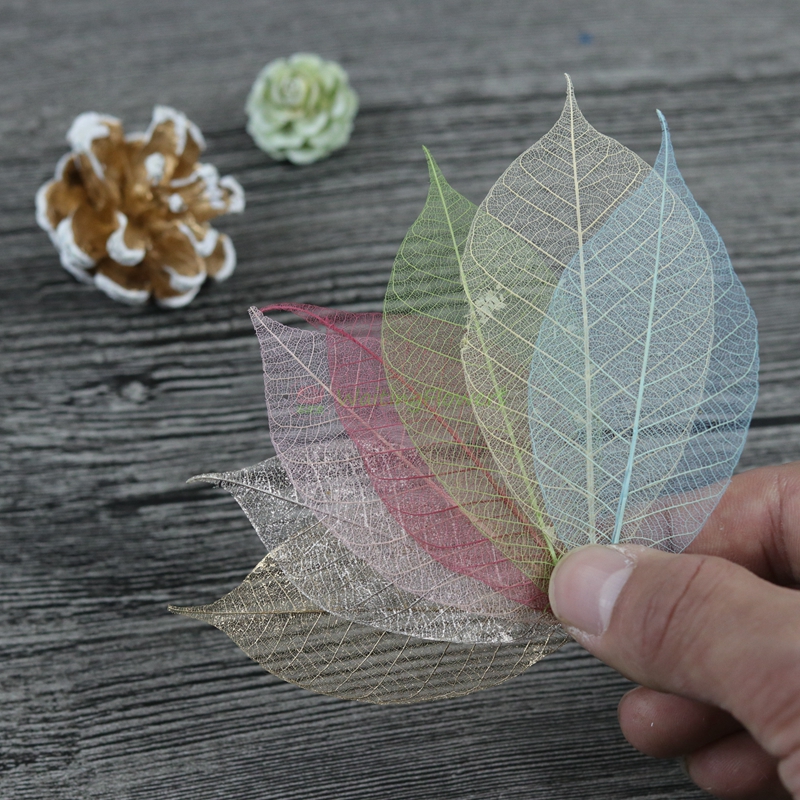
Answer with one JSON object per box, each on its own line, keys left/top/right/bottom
{"left": 549, "top": 545, "right": 800, "bottom": 792}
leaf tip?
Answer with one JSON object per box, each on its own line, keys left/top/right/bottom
{"left": 654, "top": 109, "right": 674, "bottom": 160}
{"left": 249, "top": 305, "right": 267, "bottom": 325}
{"left": 422, "top": 144, "right": 437, "bottom": 174}
{"left": 169, "top": 604, "right": 215, "bottom": 623}
{"left": 186, "top": 472, "right": 223, "bottom": 486}
{"left": 560, "top": 74, "right": 583, "bottom": 123}
{"left": 168, "top": 604, "right": 194, "bottom": 617}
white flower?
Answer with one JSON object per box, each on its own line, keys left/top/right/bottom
{"left": 245, "top": 53, "right": 358, "bottom": 165}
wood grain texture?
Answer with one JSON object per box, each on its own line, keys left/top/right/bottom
{"left": 2, "top": 1, "right": 800, "bottom": 798}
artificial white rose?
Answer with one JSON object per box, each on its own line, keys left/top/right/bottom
{"left": 246, "top": 53, "right": 358, "bottom": 165}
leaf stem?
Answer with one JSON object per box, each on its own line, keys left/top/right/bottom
{"left": 568, "top": 77, "right": 597, "bottom": 541}
{"left": 611, "top": 124, "right": 671, "bottom": 544}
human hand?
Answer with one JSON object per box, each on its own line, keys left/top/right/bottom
{"left": 548, "top": 463, "right": 800, "bottom": 799}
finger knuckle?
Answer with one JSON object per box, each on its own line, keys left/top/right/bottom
{"left": 634, "top": 555, "right": 731, "bottom": 684}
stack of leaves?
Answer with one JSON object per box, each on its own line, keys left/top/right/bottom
{"left": 171, "top": 78, "right": 759, "bottom": 704}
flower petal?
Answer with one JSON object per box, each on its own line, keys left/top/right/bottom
{"left": 93, "top": 257, "right": 152, "bottom": 304}
{"left": 144, "top": 152, "right": 167, "bottom": 184}
{"left": 106, "top": 212, "right": 146, "bottom": 266}
{"left": 145, "top": 105, "right": 205, "bottom": 157}
{"left": 219, "top": 176, "right": 245, "bottom": 213}
{"left": 176, "top": 164, "right": 245, "bottom": 221}
{"left": 72, "top": 202, "right": 116, "bottom": 260}
{"left": 285, "top": 147, "right": 327, "bottom": 165}
{"left": 258, "top": 130, "right": 306, "bottom": 150}
{"left": 177, "top": 221, "right": 219, "bottom": 257}
{"left": 74, "top": 151, "right": 120, "bottom": 212}
{"left": 54, "top": 216, "right": 95, "bottom": 283}
{"left": 150, "top": 224, "right": 205, "bottom": 284}
{"left": 155, "top": 283, "right": 202, "bottom": 309}
{"left": 66, "top": 112, "right": 122, "bottom": 178}
{"left": 293, "top": 112, "right": 328, "bottom": 138}
{"left": 150, "top": 258, "right": 202, "bottom": 307}
{"left": 204, "top": 233, "right": 236, "bottom": 282}
{"left": 36, "top": 157, "right": 87, "bottom": 235}
{"left": 144, "top": 106, "right": 205, "bottom": 183}
{"left": 35, "top": 181, "right": 57, "bottom": 235}
{"left": 164, "top": 265, "right": 207, "bottom": 293}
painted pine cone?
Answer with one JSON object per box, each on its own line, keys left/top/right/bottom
{"left": 36, "top": 106, "right": 245, "bottom": 308}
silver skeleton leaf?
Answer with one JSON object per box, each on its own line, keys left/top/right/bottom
{"left": 193, "top": 458, "right": 562, "bottom": 644}
{"left": 170, "top": 555, "right": 564, "bottom": 704}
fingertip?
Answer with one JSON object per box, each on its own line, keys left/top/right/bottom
{"left": 686, "top": 731, "right": 789, "bottom": 799}
{"left": 548, "top": 545, "right": 635, "bottom": 638}
{"left": 618, "top": 687, "right": 741, "bottom": 759}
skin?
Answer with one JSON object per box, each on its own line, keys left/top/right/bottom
{"left": 548, "top": 462, "right": 800, "bottom": 799}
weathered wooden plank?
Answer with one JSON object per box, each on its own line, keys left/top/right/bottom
{"left": 3, "top": 0, "right": 800, "bottom": 798}
{"left": 5, "top": 84, "right": 800, "bottom": 422}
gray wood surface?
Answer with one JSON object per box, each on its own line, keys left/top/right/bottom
{"left": 2, "top": 1, "right": 800, "bottom": 797}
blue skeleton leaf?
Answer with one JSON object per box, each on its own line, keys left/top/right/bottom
{"left": 528, "top": 113, "right": 758, "bottom": 552}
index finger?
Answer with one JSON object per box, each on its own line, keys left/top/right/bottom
{"left": 686, "top": 462, "right": 800, "bottom": 589}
